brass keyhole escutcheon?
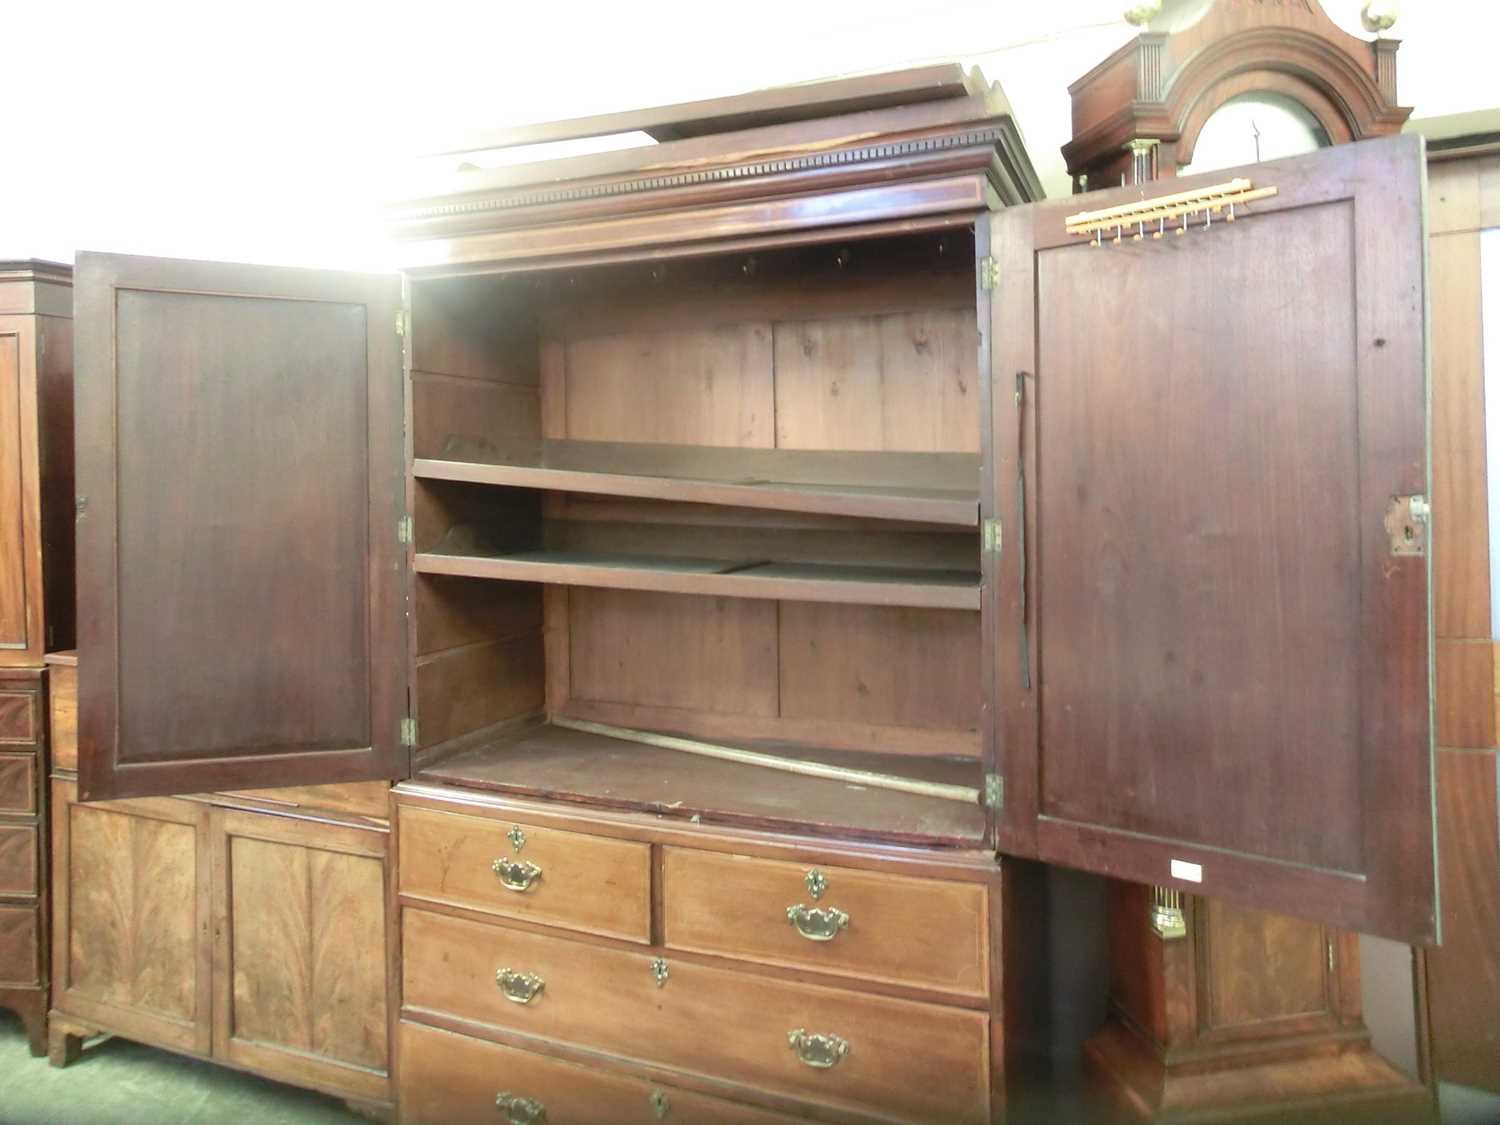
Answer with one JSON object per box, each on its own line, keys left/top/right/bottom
{"left": 650, "top": 957, "right": 669, "bottom": 987}
{"left": 805, "top": 869, "right": 827, "bottom": 900}
{"left": 508, "top": 824, "right": 526, "bottom": 852}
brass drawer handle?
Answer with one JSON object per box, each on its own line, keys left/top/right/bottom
{"left": 492, "top": 856, "right": 542, "bottom": 892}
{"left": 788, "top": 1028, "right": 849, "bottom": 1069}
{"left": 496, "top": 967, "right": 545, "bottom": 1004}
{"left": 786, "top": 903, "right": 849, "bottom": 941}
{"left": 495, "top": 1092, "right": 546, "bottom": 1123}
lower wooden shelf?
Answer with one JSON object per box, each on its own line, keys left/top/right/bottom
{"left": 414, "top": 548, "right": 981, "bottom": 610}
{"left": 416, "top": 720, "right": 987, "bottom": 848}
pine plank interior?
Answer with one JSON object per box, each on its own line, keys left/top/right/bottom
{"left": 407, "top": 228, "right": 987, "bottom": 825}
{"left": 416, "top": 721, "right": 986, "bottom": 847}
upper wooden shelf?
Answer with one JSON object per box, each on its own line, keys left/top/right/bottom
{"left": 412, "top": 440, "right": 979, "bottom": 527}
{"left": 415, "top": 547, "right": 979, "bottom": 611}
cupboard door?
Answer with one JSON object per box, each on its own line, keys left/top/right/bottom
{"left": 212, "top": 808, "right": 390, "bottom": 1103}
{"left": 75, "top": 254, "right": 408, "bottom": 800}
{"left": 50, "top": 779, "right": 213, "bottom": 1055}
{"left": 991, "top": 135, "right": 1435, "bottom": 942}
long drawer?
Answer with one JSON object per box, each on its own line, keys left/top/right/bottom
{"left": 663, "top": 847, "right": 988, "bottom": 997}
{"left": 400, "top": 1021, "right": 801, "bottom": 1125}
{"left": 403, "top": 907, "right": 989, "bottom": 1124}
{"left": 0, "top": 824, "right": 37, "bottom": 896}
{"left": 399, "top": 805, "right": 651, "bottom": 942}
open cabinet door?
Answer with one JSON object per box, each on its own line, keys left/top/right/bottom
{"left": 991, "top": 134, "right": 1436, "bottom": 942}
{"left": 75, "top": 253, "right": 408, "bottom": 801}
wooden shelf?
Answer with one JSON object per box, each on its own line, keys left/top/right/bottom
{"left": 412, "top": 440, "right": 979, "bottom": 527}
{"left": 414, "top": 548, "right": 980, "bottom": 610}
{"left": 415, "top": 720, "right": 987, "bottom": 847}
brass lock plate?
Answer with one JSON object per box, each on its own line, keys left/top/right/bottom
{"left": 1385, "top": 494, "right": 1429, "bottom": 557}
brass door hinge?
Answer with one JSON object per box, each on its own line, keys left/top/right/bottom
{"left": 982, "top": 517, "right": 1002, "bottom": 556}
{"left": 395, "top": 308, "right": 409, "bottom": 337}
{"left": 397, "top": 515, "right": 413, "bottom": 545}
{"left": 984, "top": 773, "right": 1004, "bottom": 809}
{"left": 979, "top": 256, "right": 1000, "bottom": 291}
{"left": 400, "top": 717, "right": 417, "bottom": 748}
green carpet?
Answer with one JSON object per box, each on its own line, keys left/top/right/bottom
{"left": 0, "top": 1009, "right": 365, "bottom": 1125}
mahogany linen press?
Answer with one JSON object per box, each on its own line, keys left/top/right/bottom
{"left": 55, "top": 66, "right": 1436, "bottom": 1123}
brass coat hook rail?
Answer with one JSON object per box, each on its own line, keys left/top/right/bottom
{"left": 1065, "top": 178, "right": 1279, "bottom": 245}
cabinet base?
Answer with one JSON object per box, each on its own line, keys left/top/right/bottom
{"left": 0, "top": 988, "right": 47, "bottom": 1057}
{"left": 46, "top": 1013, "right": 97, "bottom": 1068}
{"left": 1085, "top": 1020, "right": 1435, "bottom": 1124}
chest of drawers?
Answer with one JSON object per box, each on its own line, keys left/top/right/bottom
{"left": 397, "top": 784, "right": 1041, "bottom": 1124}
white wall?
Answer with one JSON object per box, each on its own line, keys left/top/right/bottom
{"left": 2, "top": 1, "right": 1492, "bottom": 269}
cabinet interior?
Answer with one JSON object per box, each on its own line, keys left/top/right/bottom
{"left": 408, "top": 230, "right": 988, "bottom": 845}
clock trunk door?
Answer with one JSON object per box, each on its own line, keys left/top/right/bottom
{"left": 75, "top": 253, "right": 409, "bottom": 801}
{"left": 991, "top": 135, "right": 1436, "bottom": 943}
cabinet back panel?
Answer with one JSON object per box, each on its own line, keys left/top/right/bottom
{"left": 773, "top": 310, "right": 980, "bottom": 452}
{"left": 1034, "top": 201, "right": 1364, "bottom": 873}
{"left": 563, "top": 588, "right": 978, "bottom": 757}
{"left": 113, "top": 290, "right": 372, "bottom": 761}
{"left": 563, "top": 325, "right": 775, "bottom": 446}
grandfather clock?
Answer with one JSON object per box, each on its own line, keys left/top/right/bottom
{"left": 1066, "top": 3, "right": 1433, "bottom": 1121}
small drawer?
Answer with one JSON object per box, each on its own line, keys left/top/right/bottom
{"left": 0, "top": 824, "right": 38, "bottom": 896}
{"left": 0, "top": 691, "right": 38, "bottom": 746}
{"left": 663, "top": 847, "right": 989, "bottom": 997}
{"left": 398, "top": 805, "right": 650, "bottom": 942}
{"left": 403, "top": 908, "right": 989, "bottom": 1124}
{"left": 400, "top": 1021, "right": 799, "bottom": 1125}
{"left": 0, "top": 752, "right": 36, "bottom": 814}
{"left": 0, "top": 903, "right": 40, "bottom": 987}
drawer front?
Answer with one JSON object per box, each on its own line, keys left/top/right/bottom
{"left": 0, "top": 903, "right": 40, "bottom": 986}
{"left": 403, "top": 908, "right": 989, "bottom": 1123}
{"left": 400, "top": 1021, "right": 799, "bottom": 1125}
{"left": 0, "top": 752, "right": 36, "bottom": 814}
{"left": 664, "top": 847, "right": 989, "bottom": 997}
{"left": 0, "top": 690, "right": 38, "bottom": 745}
{"left": 0, "top": 824, "right": 37, "bottom": 896}
{"left": 399, "top": 805, "right": 651, "bottom": 942}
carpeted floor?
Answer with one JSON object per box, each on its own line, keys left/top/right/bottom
{"left": 0, "top": 1009, "right": 365, "bottom": 1125}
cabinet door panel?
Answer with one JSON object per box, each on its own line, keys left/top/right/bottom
{"left": 75, "top": 254, "right": 407, "bottom": 800}
{"left": 213, "top": 808, "right": 390, "bottom": 1103}
{"left": 992, "top": 135, "right": 1435, "bottom": 942}
{"left": 0, "top": 324, "right": 30, "bottom": 656}
{"left": 51, "top": 780, "right": 212, "bottom": 1055}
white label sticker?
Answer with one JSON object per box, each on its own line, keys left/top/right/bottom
{"left": 1170, "top": 859, "right": 1203, "bottom": 883}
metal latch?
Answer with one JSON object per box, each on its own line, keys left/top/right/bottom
{"left": 984, "top": 773, "right": 1004, "bottom": 809}
{"left": 979, "top": 257, "right": 1000, "bottom": 291}
{"left": 982, "top": 518, "right": 1002, "bottom": 556}
{"left": 1385, "top": 494, "right": 1429, "bottom": 557}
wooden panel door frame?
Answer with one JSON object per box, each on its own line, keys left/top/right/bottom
{"left": 75, "top": 253, "right": 409, "bottom": 801}
{"left": 0, "top": 315, "right": 43, "bottom": 666}
{"left": 48, "top": 779, "right": 213, "bottom": 1056}
{"left": 210, "top": 806, "right": 392, "bottom": 1104}
{"left": 990, "top": 135, "right": 1436, "bottom": 942}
